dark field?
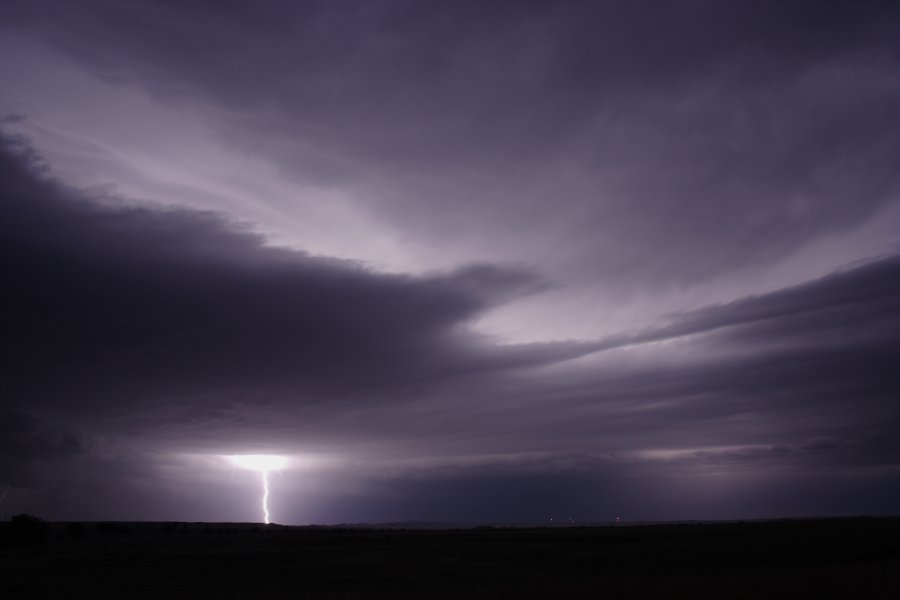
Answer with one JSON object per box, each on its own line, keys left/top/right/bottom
{"left": 2, "top": 518, "right": 898, "bottom": 599}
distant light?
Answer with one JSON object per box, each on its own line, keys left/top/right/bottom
{"left": 229, "top": 454, "right": 287, "bottom": 472}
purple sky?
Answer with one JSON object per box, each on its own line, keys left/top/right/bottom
{"left": 1, "top": 0, "right": 899, "bottom": 524}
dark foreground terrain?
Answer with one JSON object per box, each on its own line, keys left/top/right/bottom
{"left": 1, "top": 518, "right": 898, "bottom": 599}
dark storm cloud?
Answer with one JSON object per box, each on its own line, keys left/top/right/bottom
{"left": 366, "top": 250, "right": 898, "bottom": 491}
{"left": 1, "top": 129, "right": 898, "bottom": 519}
{"left": 3, "top": 0, "right": 899, "bottom": 285}
{"left": 2, "top": 1, "right": 900, "bottom": 521}
{"left": 2, "top": 129, "right": 898, "bottom": 467}
{"left": 503, "top": 257, "right": 900, "bottom": 470}
{"left": 578, "top": 252, "right": 900, "bottom": 354}
{"left": 0, "top": 131, "right": 565, "bottom": 420}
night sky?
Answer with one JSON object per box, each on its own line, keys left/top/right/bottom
{"left": 1, "top": 1, "right": 899, "bottom": 524}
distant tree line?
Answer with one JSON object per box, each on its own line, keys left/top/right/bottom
{"left": 0, "top": 514, "right": 50, "bottom": 547}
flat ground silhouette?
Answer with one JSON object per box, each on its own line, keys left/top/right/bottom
{"left": 2, "top": 518, "right": 898, "bottom": 599}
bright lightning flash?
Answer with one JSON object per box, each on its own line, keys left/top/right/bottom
{"left": 228, "top": 455, "right": 287, "bottom": 524}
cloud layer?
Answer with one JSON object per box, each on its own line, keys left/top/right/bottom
{"left": 0, "top": 1, "right": 898, "bottom": 522}
{"left": 2, "top": 132, "right": 898, "bottom": 521}
{"left": 3, "top": 1, "right": 899, "bottom": 291}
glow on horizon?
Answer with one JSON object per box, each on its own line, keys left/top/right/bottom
{"left": 229, "top": 454, "right": 288, "bottom": 472}
{"left": 228, "top": 454, "right": 287, "bottom": 524}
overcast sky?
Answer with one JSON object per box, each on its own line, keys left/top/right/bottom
{"left": 1, "top": 0, "right": 899, "bottom": 524}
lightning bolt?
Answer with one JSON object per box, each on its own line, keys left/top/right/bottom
{"left": 227, "top": 454, "right": 285, "bottom": 524}
{"left": 261, "top": 471, "right": 271, "bottom": 525}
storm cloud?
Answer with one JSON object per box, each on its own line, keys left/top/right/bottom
{"left": 0, "top": 131, "right": 561, "bottom": 412}
{"left": 0, "top": 1, "right": 898, "bottom": 522}
{"left": 4, "top": 1, "right": 899, "bottom": 288}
